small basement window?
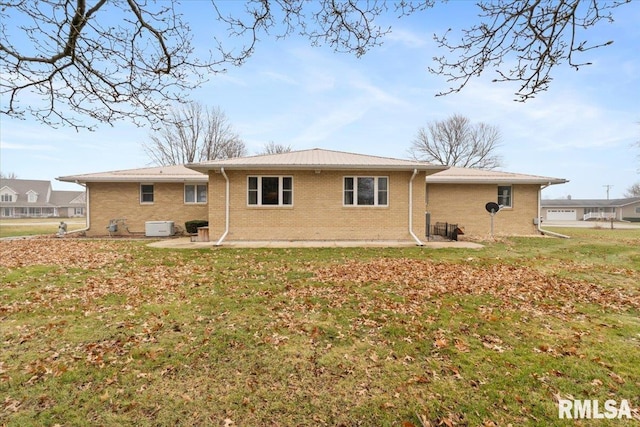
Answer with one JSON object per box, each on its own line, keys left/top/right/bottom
{"left": 497, "top": 186, "right": 512, "bottom": 208}
{"left": 140, "top": 184, "right": 154, "bottom": 203}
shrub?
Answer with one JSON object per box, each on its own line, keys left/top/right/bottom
{"left": 185, "top": 220, "right": 208, "bottom": 234}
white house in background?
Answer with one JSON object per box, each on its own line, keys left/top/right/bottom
{"left": 0, "top": 178, "right": 86, "bottom": 218}
{"left": 541, "top": 197, "right": 640, "bottom": 222}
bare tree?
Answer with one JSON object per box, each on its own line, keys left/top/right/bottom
{"left": 1, "top": 1, "right": 631, "bottom": 128}
{"left": 0, "top": 171, "right": 18, "bottom": 179}
{"left": 260, "top": 142, "right": 293, "bottom": 155}
{"left": 625, "top": 183, "right": 640, "bottom": 198}
{"left": 143, "top": 103, "right": 246, "bottom": 166}
{"left": 409, "top": 114, "right": 502, "bottom": 169}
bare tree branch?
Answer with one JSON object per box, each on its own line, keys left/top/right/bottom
{"left": 0, "top": 0, "right": 217, "bottom": 130}
{"left": 430, "top": 0, "right": 627, "bottom": 101}
{"left": 142, "top": 102, "right": 246, "bottom": 166}
{"left": 409, "top": 114, "right": 502, "bottom": 169}
{"left": 0, "top": 0, "right": 631, "bottom": 129}
{"left": 260, "top": 141, "right": 293, "bottom": 154}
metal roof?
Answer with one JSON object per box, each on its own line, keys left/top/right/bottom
{"left": 186, "top": 148, "right": 447, "bottom": 172}
{"left": 57, "top": 164, "right": 207, "bottom": 183}
{"left": 425, "top": 166, "right": 567, "bottom": 185}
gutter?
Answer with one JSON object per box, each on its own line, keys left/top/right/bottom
{"left": 409, "top": 169, "right": 424, "bottom": 246}
{"left": 537, "top": 183, "right": 570, "bottom": 239}
{"left": 215, "top": 167, "right": 230, "bottom": 246}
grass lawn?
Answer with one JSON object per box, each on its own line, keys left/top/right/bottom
{"left": 1, "top": 229, "right": 639, "bottom": 426}
{"left": 0, "top": 218, "right": 87, "bottom": 238}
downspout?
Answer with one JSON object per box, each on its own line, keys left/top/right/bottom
{"left": 537, "top": 183, "right": 570, "bottom": 239}
{"left": 409, "top": 169, "right": 424, "bottom": 246}
{"left": 67, "top": 181, "right": 89, "bottom": 235}
{"left": 215, "top": 167, "right": 230, "bottom": 246}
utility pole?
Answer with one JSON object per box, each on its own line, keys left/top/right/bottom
{"left": 603, "top": 184, "right": 613, "bottom": 200}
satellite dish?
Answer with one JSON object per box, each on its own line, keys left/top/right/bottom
{"left": 485, "top": 202, "right": 500, "bottom": 214}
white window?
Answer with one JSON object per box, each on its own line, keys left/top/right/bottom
{"left": 344, "top": 177, "right": 388, "bottom": 206}
{"left": 497, "top": 186, "right": 512, "bottom": 208}
{"left": 247, "top": 176, "right": 293, "bottom": 206}
{"left": 185, "top": 184, "right": 207, "bottom": 204}
{"left": 27, "top": 191, "right": 38, "bottom": 203}
{"left": 140, "top": 184, "right": 154, "bottom": 203}
{"left": 1, "top": 193, "right": 13, "bottom": 202}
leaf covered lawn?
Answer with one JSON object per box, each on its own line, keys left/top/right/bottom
{"left": 1, "top": 237, "right": 639, "bottom": 426}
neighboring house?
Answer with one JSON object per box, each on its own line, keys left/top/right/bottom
{"left": 425, "top": 167, "right": 567, "bottom": 236}
{"left": 0, "top": 178, "right": 85, "bottom": 218}
{"left": 541, "top": 198, "right": 640, "bottom": 222}
{"left": 58, "top": 164, "right": 209, "bottom": 235}
{"left": 186, "top": 149, "right": 446, "bottom": 244}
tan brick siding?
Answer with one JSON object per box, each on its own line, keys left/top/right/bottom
{"left": 207, "top": 169, "right": 427, "bottom": 242}
{"left": 426, "top": 184, "right": 541, "bottom": 237}
{"left": 86, "top": 182, "right": 208, "bottom": 236}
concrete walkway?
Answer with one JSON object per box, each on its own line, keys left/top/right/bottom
{"left": 147, "top": 237, "right": 484, "bottom": 249}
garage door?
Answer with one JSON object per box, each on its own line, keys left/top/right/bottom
{"left": 546, "top": 209, "right": 576, "bottom": 221}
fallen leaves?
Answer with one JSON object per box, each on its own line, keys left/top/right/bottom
{"left": 0, "top": 238, "right": 134, "bottom": 269}
{"left": 312, "top": 258, "right": 640, "bottom": 316}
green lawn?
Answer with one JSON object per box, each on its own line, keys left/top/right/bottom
{"left": 1, "top": 229, "right": 639, "bottom": 426}
{"left": 0, "top": 218, "right": 87, "bottom": 238}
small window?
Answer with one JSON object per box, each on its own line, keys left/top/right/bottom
{"left": 140, "top": 184, "right": 154, "bottom": 203}
{"left": 27, "top": 192, "right": 38, "bottom": 203}
{"left": 247, "top": 176, "right": 293, "bottom": 206}
{"left": 0, "top": 194, "right": 12, "bottom": 202}
{"left": 344, "top": 177, "right": 389, "bottom": 206}
{"left": 498, "top": 186, "right": 512, "bottom": 208}
{"left": 185, "top": 184, "right": 207, "bottom": 204}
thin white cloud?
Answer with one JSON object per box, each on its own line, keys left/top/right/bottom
{"left": 386, "top": 28, "right": 429, "bottom": 49}
{"left": 1, "top": 141, "right": 55, "bottom": 151}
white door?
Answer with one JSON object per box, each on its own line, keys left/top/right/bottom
{"left": 546, "top": 209, "right": 576, "bottom": 221}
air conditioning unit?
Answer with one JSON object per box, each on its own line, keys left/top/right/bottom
{"left": 145, "top": 221, "right": 175, "bottom": 237}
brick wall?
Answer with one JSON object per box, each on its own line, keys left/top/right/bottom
{"left": 426, "top": 183, "right": 541, "bottom": 237}
{"left": 207, "top": 169, "right": 428, "bottom": 242}
{"left": 86, "top": 182, "right": 208, "bottom": 236}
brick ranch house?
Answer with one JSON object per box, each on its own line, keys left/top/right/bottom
{"left": 58, "top": 149, "right": 567, "bottom": 244}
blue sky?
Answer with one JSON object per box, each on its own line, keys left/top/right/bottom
{"left": 1, "top": 1, "right": 639, "bottom": 199}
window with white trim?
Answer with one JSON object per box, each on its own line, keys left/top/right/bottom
{"left": 1, "top": 193, "right": 13, "bottom": 202}
{"left": 140, "top": 184, "right": 154, "bottom": 203}
{"left": 185, "top": 184, "right": 207, "bottom": 204}
{"left": 344, "top": 177, "right": 388, "bottom": 206}
{"left": 248, "top": 176, "right": 293, "bottom": 206}
{"left": 497, "top": 186, "right": 512, "bottom": 208}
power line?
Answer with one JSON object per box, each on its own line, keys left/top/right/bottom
{"left": 603, "top": 184, "right": 613, "bottom": 200}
